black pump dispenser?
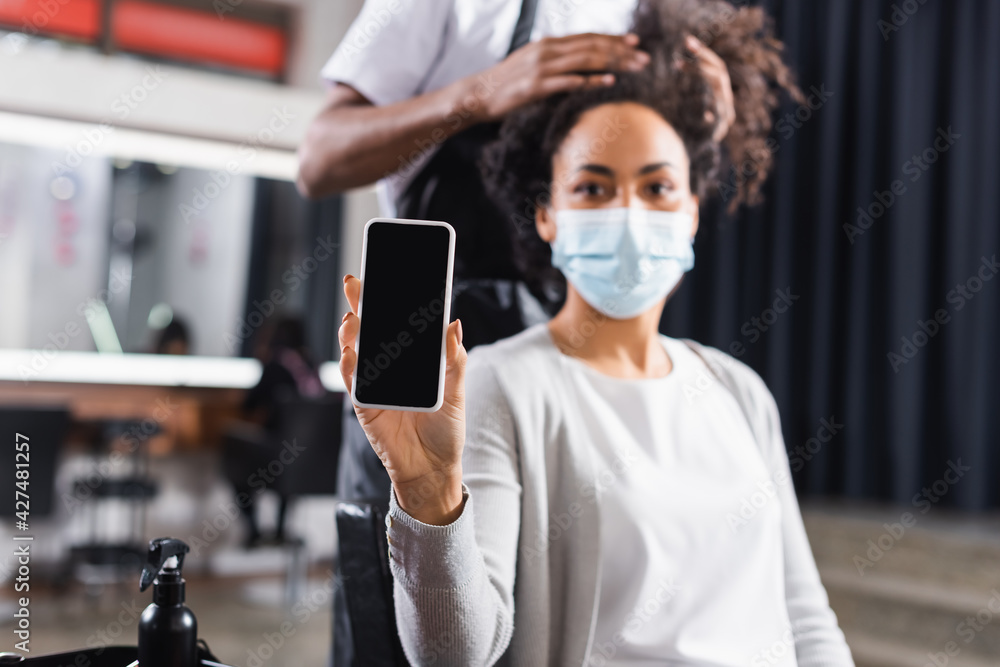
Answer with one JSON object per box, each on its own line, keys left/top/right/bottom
{"left": 138, "top": 538, "right": 198, "bottom": 667}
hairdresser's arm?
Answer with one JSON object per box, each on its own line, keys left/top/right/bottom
{"left": 297, "top": 33, "right": 650, "bottom": 199}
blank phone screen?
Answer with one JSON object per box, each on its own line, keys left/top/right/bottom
{"left": 354, "top": 221, "right": 452, "bottom": 409}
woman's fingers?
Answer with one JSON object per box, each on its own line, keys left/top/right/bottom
{"left": 441, "top": 319, "right": 467, "bottom": 415}
{"left": 338, "top": 309, "right": 359, "bottom": 356}
{"left": 445, "top": 319, "right": 466, "bottom": 376}
{"left": 338, "top": 314, "right": 358, "bottom": 395}
{"left": 338, "top": 337, "right": 356, "bottom": 398}
{"left": 339, "top": 273, "right": 362, "bottom": 396}
{"left": 344, "top": 273, "right": 361, "bottom": 313}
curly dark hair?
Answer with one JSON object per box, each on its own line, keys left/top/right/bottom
{"left": 480, "top": 0, "right": 802, "bottom": 300}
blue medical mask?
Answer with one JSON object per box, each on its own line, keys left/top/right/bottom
{"left": 549, "top": 207, "right": 695, "bottom": 319}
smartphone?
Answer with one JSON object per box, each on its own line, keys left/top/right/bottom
{"left": 351, "top": 218, "right": 456, "bottom": 412}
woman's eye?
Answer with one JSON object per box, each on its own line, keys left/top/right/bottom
{"left": 647, "top": 182, "right": 675, "bottom": 196}
{"left": 573, "top": 182, "right": 605, "bottom": 196}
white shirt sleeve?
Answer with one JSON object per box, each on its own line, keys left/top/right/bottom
{"left": 319, "top": 0, "right": 454, "bottom": 106}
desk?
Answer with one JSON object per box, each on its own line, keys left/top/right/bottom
{"left": 0, "top": 381, "right": 243, "bottom": 454}
{"left": 0, "top": 351, "right": 345, "bottom": 453}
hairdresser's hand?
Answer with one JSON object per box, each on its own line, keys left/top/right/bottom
{"left": 463, "top": 32, "right": 650, "bottom": 123}
{"left": 682, "top": 35, "right": 735, "bottom": 142}
{"left": 338, "top": 274, "right": 467, "bottom": 526}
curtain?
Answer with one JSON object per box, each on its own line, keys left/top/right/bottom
{"left": 660, "top": 0, "right": 1000, "bottom": 510}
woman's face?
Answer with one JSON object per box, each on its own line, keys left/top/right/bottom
{"left": 535, "top": 101, "right": 699, "bottom": 241}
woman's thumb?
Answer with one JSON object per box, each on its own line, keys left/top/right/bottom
{"left": 445, "top": 319, "right": 467, "bottom": 385}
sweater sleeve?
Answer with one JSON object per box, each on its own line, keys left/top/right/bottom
{"left": 741, "top": 369, "right": 856, "bottom": 666}
{"left": 386, "top": 356, "right": 521, "bottom": 667}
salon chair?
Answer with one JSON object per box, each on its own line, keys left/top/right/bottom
{"left": 270, "top": 393, "right": 343, "bottom": 605}
{"left": 222, "top": 393, "right": 343, "bottom": 607}
{"left": 0, "top": 406, "right": 68, "bottom": 521}
{"left": 334, "top": 498, "right": 410, "bottom": 666}
{"left": 68, "top": 417, "right": 160, "bottom": 586}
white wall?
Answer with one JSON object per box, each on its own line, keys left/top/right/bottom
{"left": 285, "top": 0, "right": 365, "bottom": 89}
{"left": 158, "top": 169, "right": 256, "bottom": 357}
{"left": 0, "top": 143, "right": 35, "bottom": 349}
{"left": 0, "top": 144, "right": 111, "bottom": 352}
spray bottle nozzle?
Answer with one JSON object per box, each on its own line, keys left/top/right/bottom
{"left": 138, "top": 537, "right": 199, "bottom": 666}
{"left": 140, "top": 538, "right": 190, "bottom": 592}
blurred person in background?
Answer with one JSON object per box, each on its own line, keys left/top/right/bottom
{"left": 243, "top": 317, "right": 325, "bottom": 429}
{"left": 152, "top": 317, "right": 191, "bottom": 355}
{"left": 224, "top": 316, "right": 326, "bottom": 547}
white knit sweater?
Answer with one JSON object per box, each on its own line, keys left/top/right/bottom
{"left": 385, "top": 323, "right": 855, "bottom": 667}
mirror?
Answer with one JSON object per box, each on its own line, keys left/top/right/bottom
{"left": 0, "top": 139, "right": 338, "bottom": 364}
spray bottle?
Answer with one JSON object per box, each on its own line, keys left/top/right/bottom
{"left": 137, "top": 538, "right": 198, "bottom": 667}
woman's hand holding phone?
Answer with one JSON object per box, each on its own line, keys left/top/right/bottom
{"left": 338, "top": 274, "right": 468, "bottom": 526}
